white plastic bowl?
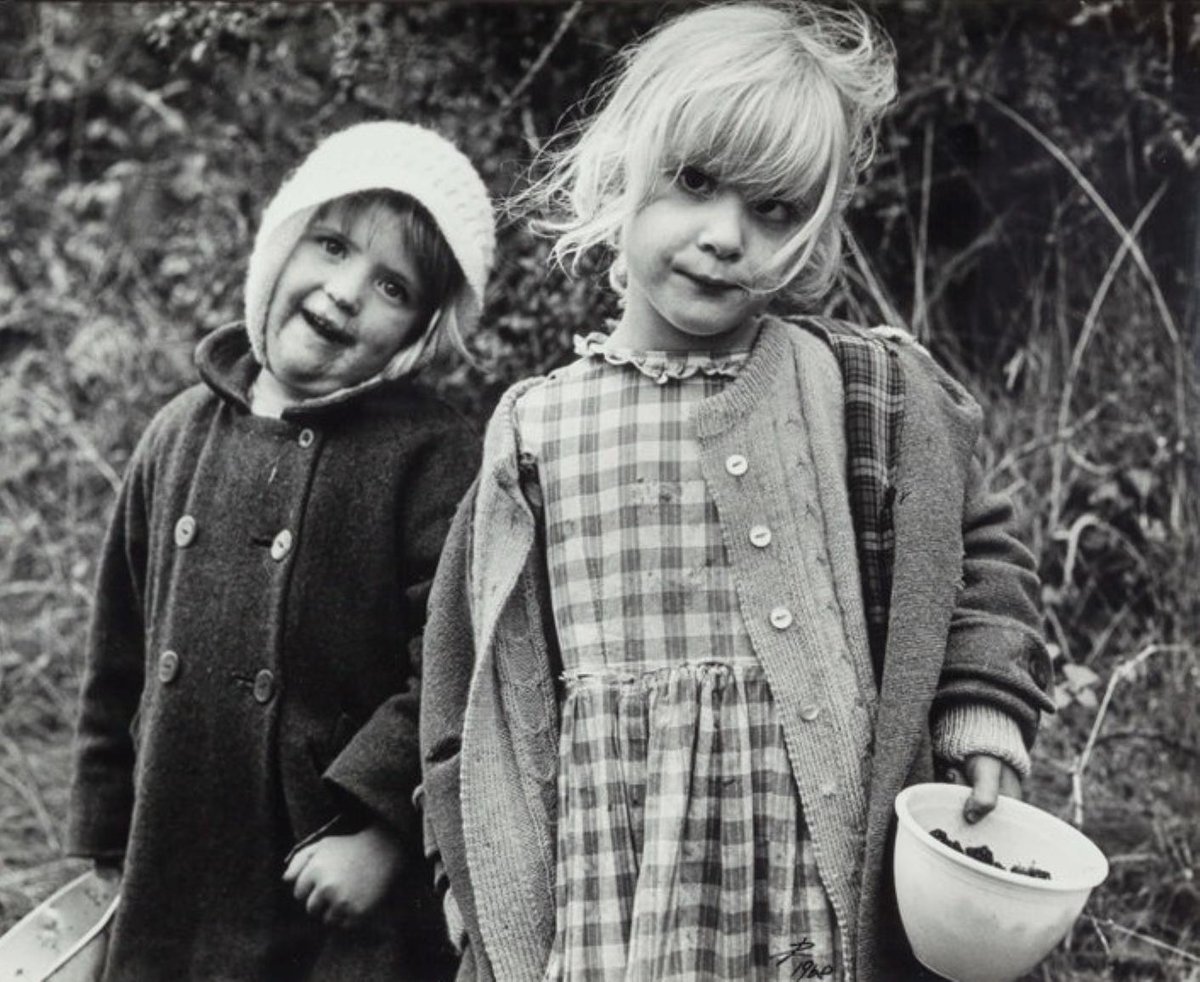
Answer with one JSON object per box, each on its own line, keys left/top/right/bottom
{"left": 894, "top": 783, "right": 1108, "bottom": 982}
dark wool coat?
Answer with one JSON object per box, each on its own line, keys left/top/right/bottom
{"left": 68, "top": 324, "right": 477, "bottom": 981}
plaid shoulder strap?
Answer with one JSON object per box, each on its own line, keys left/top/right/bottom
{"left": 785, "top": 315, "right": 904, "bottom": 686}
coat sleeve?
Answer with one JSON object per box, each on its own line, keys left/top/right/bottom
{"left": 323, "top": 416, "right": 480, "bottom": 844}
{"left": 931, "top": 450, "right": 1056, "bottom": 751}
{"left": 67, "top": 433, "right": 155, "bottom": 861}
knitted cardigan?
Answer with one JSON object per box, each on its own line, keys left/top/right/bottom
{"left": 420, "top": 316, "right": 1054, "bottom": 982}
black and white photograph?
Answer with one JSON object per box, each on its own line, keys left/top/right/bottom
{"left": 0, "top": 2, "right": 1197, "bottom": 980}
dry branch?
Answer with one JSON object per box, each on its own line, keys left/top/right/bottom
{"left": 971, "top": 89, "right": 1191, "bottom": 464}
{"left": 1070, "top": 643, "right": 1196, "bottom": 827}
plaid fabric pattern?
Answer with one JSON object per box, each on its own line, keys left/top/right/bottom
{"left": 788, "top": 317, "right": 904, "bottom": 684}
{"left": 520, "top": 346, "right": 757, "bottom": 669}
{"left": 516, "top": 344, "right": 840, "bottom": 980}
{"left": 547, "top": 667, "right": 838, "bottom": 981}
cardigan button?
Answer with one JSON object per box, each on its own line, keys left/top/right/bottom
{"left": 252, "top": 669, "right": 276, "bottom": 704}
{"left": 174, "top": 515, "right": 197, "bottom": 548}
{"left": 749, "top": 525, "right": 772, "bottom": 548}
{"left": 270, "top": 529, "right": 293, "bottom": 562}
{"left": 800, "top": 703, "right": 822, "bottom": 722}
{"left": 157, "top": 650, "right": 180, "bottom": 684}
{"left": 725, "top": 454, "right": 748, "bottom": 476}
{"left": 298, "top": 428, "right": 315, "bottom": 449}
{"left": 769, "top": 606, "right": 793, "bottom": 630}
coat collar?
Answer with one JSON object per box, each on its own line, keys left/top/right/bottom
{"left": 194, "top": 323, "right": 403, "bottom": 421}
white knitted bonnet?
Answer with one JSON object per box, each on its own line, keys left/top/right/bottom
{"left": 243, "top": 121, "right": 495, "bottom": 378}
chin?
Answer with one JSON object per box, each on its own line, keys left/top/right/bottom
{"left": 672, "top": 317, "right": 743, "bottom": 339}
{"left": 268, "top": 366, "right": 330, "bottom": 400}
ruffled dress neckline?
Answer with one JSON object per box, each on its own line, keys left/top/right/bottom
{"left": 573, "top": 331, "right": 751, "bottom": 385}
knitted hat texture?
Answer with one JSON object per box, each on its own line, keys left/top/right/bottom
{"left": 243, "top": 121, "right": 495, "bottom": 379}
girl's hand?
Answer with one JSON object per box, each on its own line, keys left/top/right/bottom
{"left": 946, "top": 755, "right": 1022, "bottom": 824}
{"left": 283, "top": 822, "right": 404, "bottom": 928}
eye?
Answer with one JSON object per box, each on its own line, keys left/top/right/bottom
{"left": 377, "top": 277, "right": 411, "bottom": 305}
{"left": 752, "top": 198, "right": 797, "bottom": 225}
{"left": 677, "top": 166, "right": 715, "bottom": 196}
{"left": 316, "top": 235, "right": 347, "bottom": 258}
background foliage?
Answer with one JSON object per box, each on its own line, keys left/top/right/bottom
{"left": 1, "top": 2, "right": 1198, "bottom": 978}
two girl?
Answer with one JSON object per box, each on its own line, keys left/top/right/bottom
{"left": 421, "top": 3, "right": 1053, "bottom": 981}
{"left": 67, "top": 3, "right": 1051, "bottom": 980}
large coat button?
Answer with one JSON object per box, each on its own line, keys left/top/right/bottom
{"left": 270, "top": 530, "right": 293, "bottom": 562}
{"left": 298, "top": 428, "right": 315, "bottom": 449}
{"left": 157, "top": 650, "right": 180, "bottom": 684}
{"left": 174, "top": 516, "right": 197, "bottom": 548}
{"left": 252, "top": 669, "right": 276, "bottom": 704}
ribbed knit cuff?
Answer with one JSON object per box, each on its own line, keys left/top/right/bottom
{"left": 932, "top": 703, "right": 1031, "bottom": 779}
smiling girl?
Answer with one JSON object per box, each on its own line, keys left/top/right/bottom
{"left": 68, "top": 121, "right": 494, "bottom": 979}
{"left": 420, "top": 4, "right": 1054, "bottom": 981}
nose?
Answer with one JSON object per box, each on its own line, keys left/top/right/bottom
{"left": 697, "top": 192, "right": 745, "bottom": 261}
{"left": 323, "top": 266, "right": 364, "bottom": 316}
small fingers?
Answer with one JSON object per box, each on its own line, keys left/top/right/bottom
{"left": 325, "top": 901, "right": 364, "bottom": 930}
{"left": 291, "top": 855, "right": 323, "bottom": 904}
{"left": 283, "top": 844, "right": 315, "bottom": 885}
{"left": 999, "top": 765, "right": 1023, "bottom": 801}
{"left": 323, "top": 901, "right": 347, "bottom": 929}
{"left": 962, "top": 756, "right": 1027, "bottom": 824}
{"left": 963, "top": 756, "right": 1002, "bottom": 824}
{"left": 306, "top": 882, "right": 335, "bottom": 919}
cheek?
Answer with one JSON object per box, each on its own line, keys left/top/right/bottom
{"left": 265, "top": 271, "right": 308, "bottom": 330}
{"left": 363, "top": 313, "right": 419, "bottom": 360}
{"left": 624, "top": 203, "right": 677, "bottom": 254}
{"left": 751, "top": 225, "right": 798, "bottom": 273}
{"left": 624, "top": 229, "right": 670, "bottom": 282}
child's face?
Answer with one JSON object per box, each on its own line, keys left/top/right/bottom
{"left": 263, "top": 199, "right": 427, "bottom": 399}
{"left": 619, "top": 167, "right": 800, "bottom": 350}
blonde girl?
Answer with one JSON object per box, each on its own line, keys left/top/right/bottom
{"left": 421, "top": 4, "right": 1053, "bottom": 980}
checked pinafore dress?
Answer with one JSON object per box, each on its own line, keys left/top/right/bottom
{"left": 514, "top": 332, "right": 842, "bottom": 981}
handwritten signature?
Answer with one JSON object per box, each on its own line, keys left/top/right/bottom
{"left": 771, "top": 938, "right": 836, "bottom": 979}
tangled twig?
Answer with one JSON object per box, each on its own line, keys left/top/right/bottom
{"left": 1085, "top": 915, "right": 1200, "bottom": 966}
{"left": 500, "top": 2, "right": 583, "bottom": 116}
{"left": 1070, "top": 643, "right": 1195, "bottom": 827}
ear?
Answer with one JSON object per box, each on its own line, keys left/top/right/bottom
{"left": 608, "top": 253, "right": 629, "bottom": 295}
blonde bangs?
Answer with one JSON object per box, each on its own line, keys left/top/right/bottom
{"left": 656, "top": 54, "right": 845, "bottom": 207}
{"left": 522, "top": 1, "right": 897, "bottom": 303}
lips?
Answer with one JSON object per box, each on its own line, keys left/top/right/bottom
{"left": 676, "top": 268, "right": 742, "bottom": 293}
{"left": 300, "top": 307, "right": 354, "bottom": 346}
